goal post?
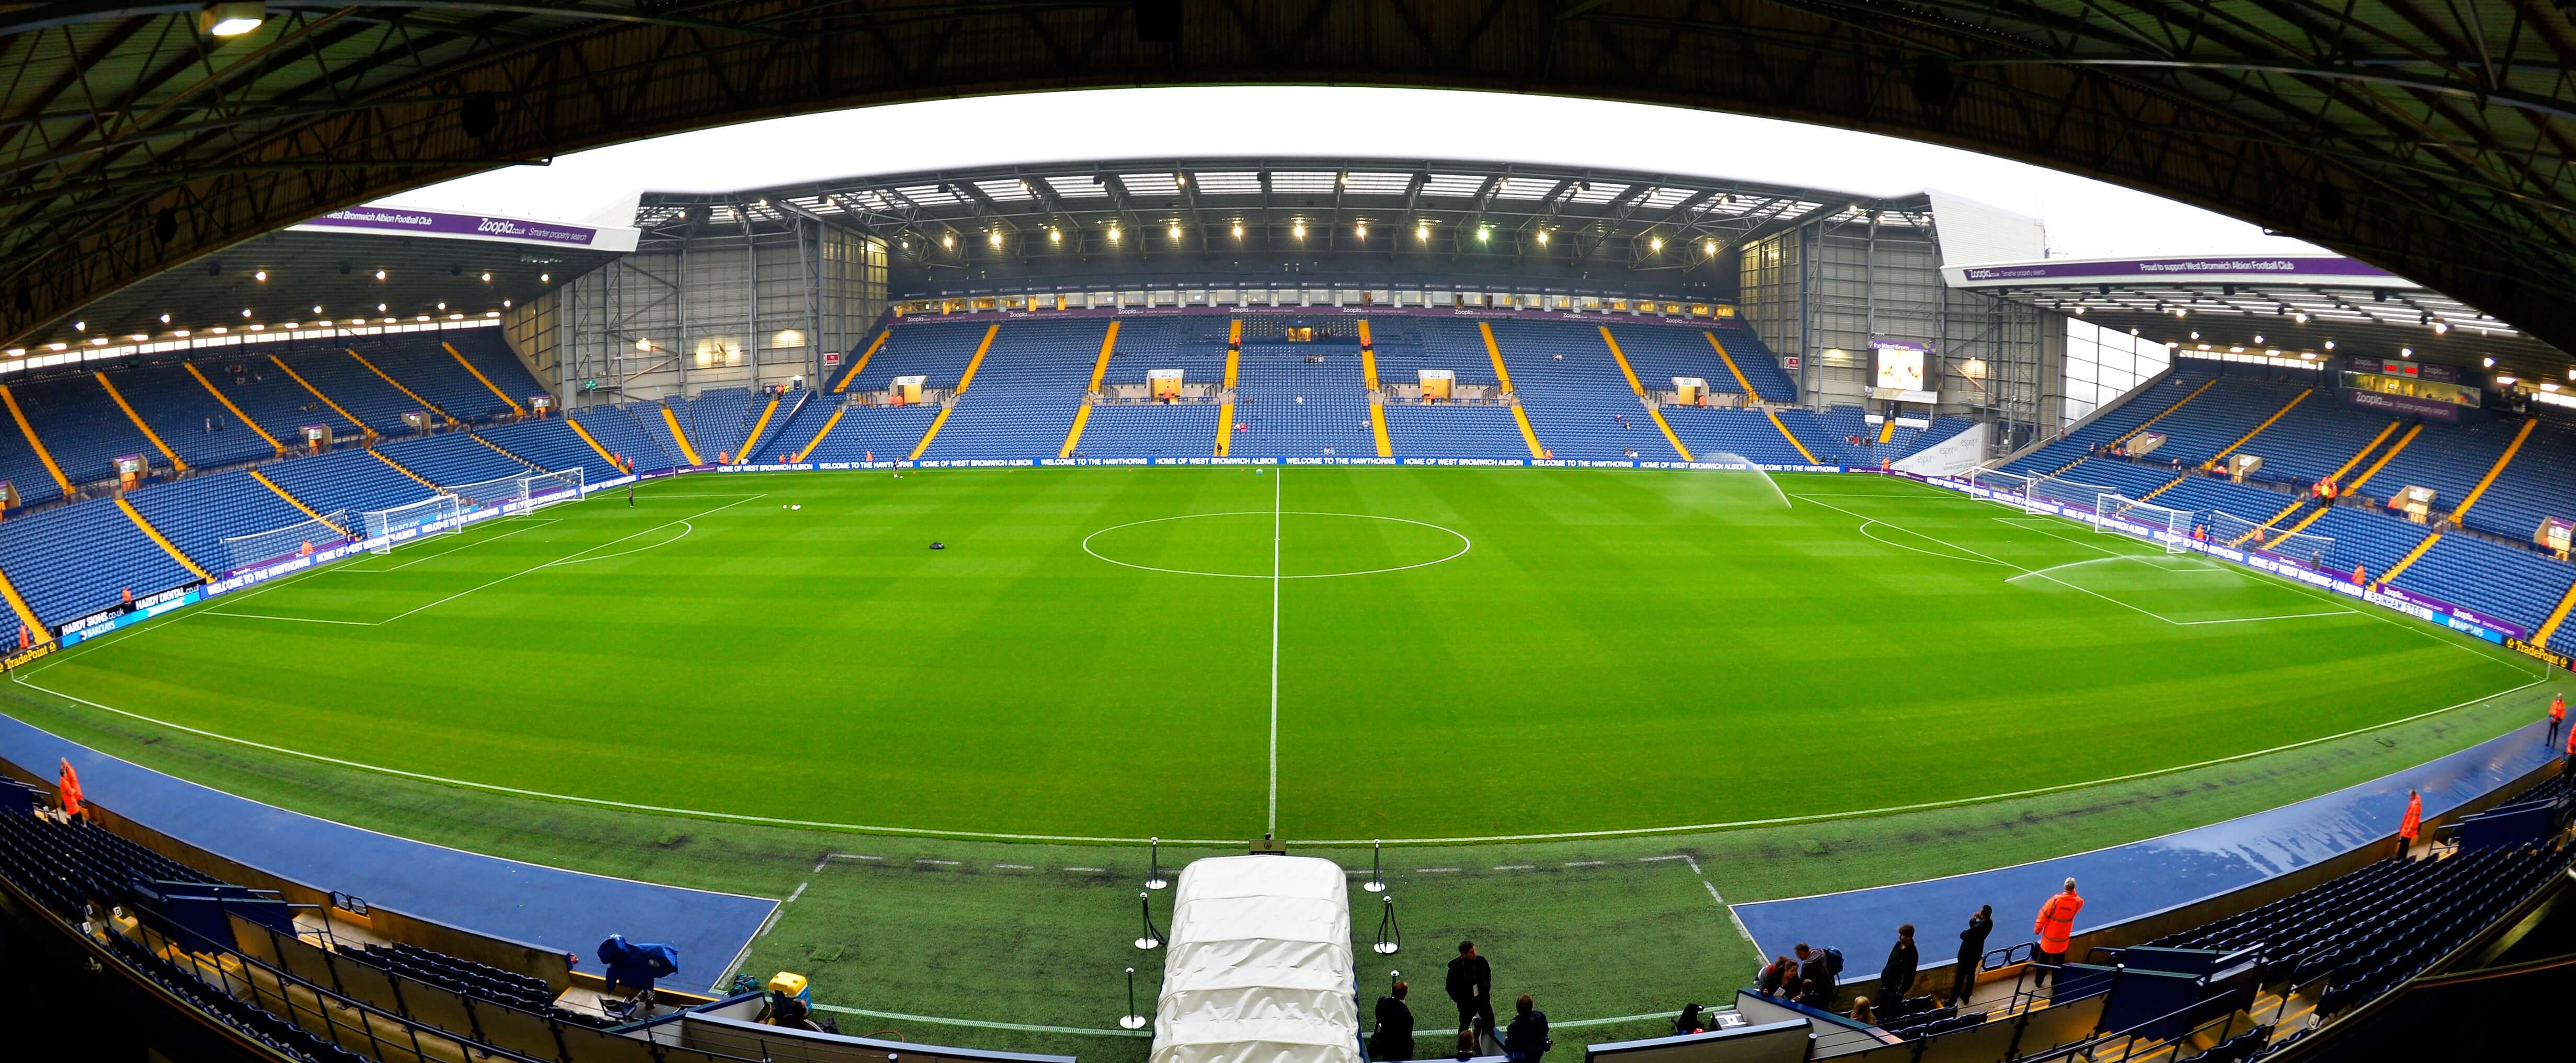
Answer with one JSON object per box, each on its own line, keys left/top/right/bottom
{"left": 2097, "top": 493, "right": 2194, "bottom": 554}
{"left": 522, "top": 467, "right": 585, "bottom": 513}
{"left": 217, "top": 510, "right": 352, "bottom": 571}
{"left": 2203, "top": 508, "right": 2340, "bottom": 569}
{"left": 442, "top": 473, "right": 526, "bottom": 515}
{"left": 1962, "top": 467, "right": 2041, "bottom": 513}
{"left": 362, "top": 495, "right": 462, "bottom": 554}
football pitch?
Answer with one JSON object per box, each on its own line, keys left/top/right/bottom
{"left": 10, "top": 466, "right": 2541, "bottom": 845}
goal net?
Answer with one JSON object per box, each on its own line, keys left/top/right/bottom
{"left": 217, "top": 509, "right": 351, "bottom": 571}
{"left": 2203, "top": 508, "right": 2340, "bottom": 569}
{"left": 362, "top": 495, "right": 462, "bottom": 554}
{"left": 2027, "top": 472, "right": 2115, "bottom": 516}
{"left": 522, "top": 467, "right": 586, "bottom": 513}
{"left": 2097, "top": 493, "right": 2193, "bottom": 554}
{"left": 442, "top": 473, "right": 526, "bottom": 514}
{"left": 1962, "top": 468, "right": 2039, "bottom": 512}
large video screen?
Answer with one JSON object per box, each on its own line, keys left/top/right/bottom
{"left": 1874, "top": 345, "right": 1925, "bottom": 391}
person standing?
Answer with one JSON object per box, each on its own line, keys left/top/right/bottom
{"left": 2396, "top": 789, "right": 2422, "bottom": 858}
{"left": 1877, "top": 924, "right": 1919, "bottom": 1005}
{"left": 2032, "top": 879, "right": 2082, "bottom": 991}
{"left": 1371, "top": 980, "right": 1415, "bottom": 1062}
{"left": 1950, "top": 906, "right": 1993, "bottom": 1005}
{"left": 1447, "top": 941, "right": 1494, "bottom": 1040}
{"left": 1502, "top": 996, "right": 1549, "bottom": 1063}
{"left": 2548, "top": 693, "right": 2565, "bottom": 748}
{"left": 1793, "top": 944, "right": 1833, "bottom": 1009}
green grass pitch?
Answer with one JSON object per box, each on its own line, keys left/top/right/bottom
{"left": 12, "top": 466, "right": 2535, "bottom": 844}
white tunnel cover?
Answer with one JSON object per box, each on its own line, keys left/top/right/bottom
{"left": 1151, "top": 855, "right": 1359, "bottom": 1063}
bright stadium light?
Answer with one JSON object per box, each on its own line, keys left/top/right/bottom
{"left": 374, "top": 269, "right": 386, "bottom": 280}
{"left": 1354, "top": 223, "right": 1368, "bottom": 239}
{"left": 72, "top": 321, "right": 84, "bottom": 332}
{"left": 1478, "top": 226, "right": 1491, "bottom": 243}
{"left": 1168, "top": 223, "right": 1182, "bottom": 241}
{"left": 1646, "top": 235, "right": 1661, "bottom": 252}
{"left": 1107, "top": 225, "right": 1121, "bottom": 242}
{"left": 1292, "top": 221, "right": 1306, "bottom": 239}
{"left": 1232, "top": 223, "right": 1244, "bottom": 239}
{"left": 2496, "top": 374, "right": 2518, "bottom": 385}
{"left": 172, "top": 329, "right": 190, "bottom": 337}
{"left": 253, "top": 270, "right": 267, "bottom": 282}
{"left": 942, "top": 234, "right": 955, "bottom": 249}
{"left": 1535, "top": 230, "right": 1548, "bottom": 246}
{"left": 2432, "top": 321, "right": 2449, "bottom": 334}
{"left": 159, "top": 313, "right": 171, "bottom": 324}
{"left": 480, "top": 272, "right": 492, "bottom": 282}
{"left": 241, "top": 308, "right": 251, "bottom": 317}
{"left": 540, "top": 273, "right": 550, "bottom": 282}
{"left": 502, "top": 300, "right": 512, "bottom": 308}
{"left": 377, "top": 303, "right": 387, "bottom": 312}
{"left": 1416, "top": 223, "right": 1430, "bottom": 242}
{"left": 2293, "top": 311, "right": 2309, "bottom": 323}
{"left": 246, "top": 324, "right": 262, "bottom": 332}
{"left": 1049, "top": 228, "right": 1062, "bottom": 244}
{"left": 436, "top": 302, "right": 446, "bottom": 311}
{"left": 45, "top": 342, "right": 65, "bottom": 351}
{"left": 129, "top": 334, "right": 148, "bottom": 342}
{"left": 637, "top": 337, "right": 652, "bottom": 350}
{"left": 201, "top": 2, "right": 265, "bottom": 37}
{"left": 988, "top": 231, "right": 1004, "bottom": 248}
{"left": 311, "top": 304, "right": 322, "bottom": 314}
{"left": 2482, "top": 356, "right": 2494, "bottom": 366}
{"left": 1703, "top": 239, "right": 1716, "bottom": 256}
{"left": 208, "top": 327, "right": 226, "bottom": 335}
{"left": 2324, "top": 340, "right": 2335, "bottom": 349}
{"left": 2252, "top": 335, "right": 2264, "bottom": 344}
{"left": 2173, "top": 307, "right": 2187, "bottom": 317}
{"left": 90, "top": 337, "right": 109, "bottom": 345}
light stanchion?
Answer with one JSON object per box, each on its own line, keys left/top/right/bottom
{"left": 1372, "top": 893, "right": 1401, "bottom": 955}
{"left": 1136, "top": 890, "right": 1164, "bottom": 950}
{"left": 1145, "top": 837, "right": 1169, "bottom": 890}
{"left": 1120, "top": 966, "right": 1148, "bottom": 1030}
{"left": 1363, "top": 839, "right": 1385, "bottom": 893}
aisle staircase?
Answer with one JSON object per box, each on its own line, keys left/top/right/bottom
{"left": 2449, "top": 417, "right": 2536, "bottom": 522}
{"left": 95, "top": 373, "right": 187, "bottom": 472}
{"left": 0, "top": 384, "right": 72, "bottom": 496}
{"left": 1480, "top": 322, "right": 1547, "bottom": 459}
{"left": 445, "top": 342, "right": 526, "bottom": 416}
{"left": 115, "top": 498, "right": 210, "bottom": 582}
{"left": 270, "top": 355, "right": 373, "bottom": 437}
{"left": 1597, "top": 326, "right": 1691, "bottom": 461}
{"left": 184, "top": 363, "right": 285, "bottom": 454}
{"left": 908, "top": 324, "right": 995, "bottom": 460}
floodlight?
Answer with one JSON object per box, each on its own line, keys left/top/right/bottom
{"left": 1354, "top": 223, "right": 1367, "bottom": 239}
{"left": 1534, "top": 230, "right": 1547, "bottom": 246}
{"left": 201, "top": 2, "right": 264, "bottom": 37}
{"left": 253, "top": 270, "right": 267, "bottom": 282}
{"left": 1646, "top": 235, "right": 1660, "bottom": 252}
{"left": 374, "top": 269, "right": 386, "bottom": 280}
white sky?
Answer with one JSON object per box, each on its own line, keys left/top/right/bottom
{"left": 394, "top": 87, "right": 2323, "bottom": 260}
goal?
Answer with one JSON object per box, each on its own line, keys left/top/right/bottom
{"left": 1962, "top": 468, "right": 2040, "bottom": 513}
{"left": 521, "top": 467, "right": 586, "bottom": 513}
{"left": 2203, "top": 508, "right": 2340, "bottom": 569}
{"left": 217, "top": 509, "right": 352, "bottom": 571}
{"left": 362, "top": 495, "right": 462, "bottom": 555}
{"left": 442, "top": 467, "right": 586, "bottom": 517}
{"left": 2097, "top": 493, "right": 2193, "bottom": 554}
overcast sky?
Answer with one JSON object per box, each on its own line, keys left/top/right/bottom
{"left": 393, "top": 87, "right": 2325, "bottom": 261}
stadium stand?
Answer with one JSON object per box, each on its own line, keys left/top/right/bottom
{"left": 923, "top": 320, "right": 1103, "bottom": 461}
{"left": 115, "top": 363, "right": 284, "bottom": 468}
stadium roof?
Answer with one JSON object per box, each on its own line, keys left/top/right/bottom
{"left": 633, "top": 157, "right": 1927, "bottom": 270}
{"left": 3, "top": 2, "right": 2572, "bottom": 356}
{"left": 1953, "top": 253, "right": 2573, "bottom": 382}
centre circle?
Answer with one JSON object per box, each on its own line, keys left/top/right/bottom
{"left": 1081, "top": 511, "right": 1471, "bottom": 579}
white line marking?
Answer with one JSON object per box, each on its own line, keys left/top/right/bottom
{"left": 1493, "top": 864, "right": 1535, "bottom": 871}
{"left": 205, "top": 612, "right": 373, "bottom": 625}
{"left": 363, "top": 519, "right": 557, "bottom": 571}
{"left": 1079, "top": 510, "right": 1471, "bottom": 579}
{"left": 1680, "top": 855, "right": 1703, "bottom": 875}
{"left": 915, "top": 858, "right": 961, "bottom": 866}
{"left": 1702, "top": 881, "right": 1725, "bottom": 905}
{"left": 1063, "top": 866, "right": 1107, "bottom": 873}
{"left": 1638, "top": 855, "right": 1688, "bottom": 863}
{"left": 995, "top": 863, "right": 1033, "bottom": 870}
{"left": 812, "top": 856, "right": 830, "bottom": 873}
{"left": 1416, "top": 867, "right": 1460, "bottom": 873}
{"left": 811, "top": 1003, "right": 1149, "bottom": 1038}
{"left": 1855, "top": 520, "right": 2006, "bottom": 565}
{"left": 1269, "top": 467, "right": 1282, "bottom": 838}
{"left": 376, "top": 497, "right": 754, "bottom": 623}
{"left": 754, "top": 906, "right": 784, "bottom": 938}
{"left": 784, "top": 881, "right": 807, "bottom": 903}
{"left": 1562, "top": 860, "right": 1606, "bottom": 867}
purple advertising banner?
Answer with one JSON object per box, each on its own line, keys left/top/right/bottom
{"left": 300, "top": 207, "right": 603, "bottom": 247}
{"left": 2345, "top": 387, "right": 2468, "bottom": 422}
{"left": 1956, "top": 255, "right": 2401, "bottom": 284}
{"left": 2373, "top": 585, "right": 2529, "bottom": 642}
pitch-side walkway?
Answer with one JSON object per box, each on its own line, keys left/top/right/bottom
{"left": 1732, "top": 718, "right": 2563, "bottom": 984}
{"left": 0, "top": 712, "right": 774, "bottom": 990}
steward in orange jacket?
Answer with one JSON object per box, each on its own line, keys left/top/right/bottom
{"left": 2396, "top": 789, "right": 2422, "bottom": 857}
{"left": 2031, "top": 879, "right": 2082, "bottom": 990}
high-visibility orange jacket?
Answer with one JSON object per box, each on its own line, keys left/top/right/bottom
{"left": 2552, "top": 696, "right": 2565, "bottom": 722}
{"left": 2399, "top": 793, "right": 2422, "bottom": 840}
{"left": 2034, "top": 891, "right": 2083, "bottom": 953}
{"left": 58, "top": 758, "right": 82, "bottom": 817}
